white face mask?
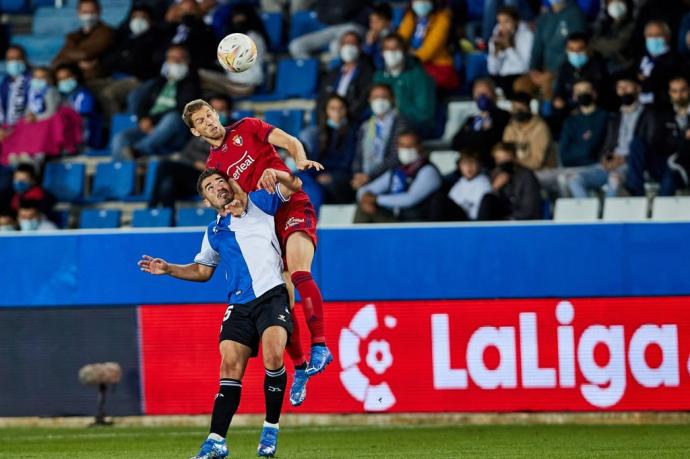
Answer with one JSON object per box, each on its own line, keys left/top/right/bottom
{"left": 383, "top": 50, "right": 404, "bottom": 70}
{"left": 606, "top": 1, "right": 627, "bottom": 20}
{"left": 339, "top": 44, "right": 360, "bottom": 63}
{"left": 370, "top": 98, "right": 392, "bottom": 116}
{"left": 129, "top": 17, "right": 150, "bottom": 36}
{"left": 398, "top": 147, "right": 419, "bottom": 165}
{"left": 79, "top": 13, "right": 99, "bottom": 30}
{"left": 162, "top": 62, "right": 189, "bottom": 81}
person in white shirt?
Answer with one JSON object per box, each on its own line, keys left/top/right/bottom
{"left": 17, "top": 199, "right": 57, "bottom": 231}
{"left": 431, "top": 150, "right": 492, "bottom": 221}
{"left": 487, "top": 6, "right": 534, "bottom": 98}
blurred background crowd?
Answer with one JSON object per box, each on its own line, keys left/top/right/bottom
{"left": 1, "top": 0, "right": 690, "bottom": 230}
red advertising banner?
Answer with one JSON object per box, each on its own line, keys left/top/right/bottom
{"left": 139, "top": 297, "right": 690, "bottom": 414}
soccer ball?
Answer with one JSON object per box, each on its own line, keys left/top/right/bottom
{"left": 217, "top": 33, "right": 257, "bottom": 73}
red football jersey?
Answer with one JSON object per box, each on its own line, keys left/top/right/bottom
{"left": 206, "top": 117, "right": 308, "bottom": 204}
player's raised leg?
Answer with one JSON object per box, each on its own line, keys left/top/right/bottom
{"left": 192, "top": 340, "right": 251, "bottom": 459}
{"left": 286, "top": 232, "right": 333, "bottom": 376}
{"left": 258, "top": 325, "right": 289, "bottom": 457}
{"left": 284, "top": 272, "right": 310, "bottom": 406}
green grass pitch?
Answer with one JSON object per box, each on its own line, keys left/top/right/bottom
{"left": 0, "top": 424, "right": 688, "bottom": 458}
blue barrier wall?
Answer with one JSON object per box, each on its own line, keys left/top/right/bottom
{"left": 2, "top": 222, "right": 690, "bottom": 308}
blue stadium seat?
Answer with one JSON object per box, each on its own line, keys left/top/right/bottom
{"left": 79, "top": 209, "right": 121, "bottom": 229}
{"left": 111, "top": 113, "right": 137, "bottom": 137}
{"left": 264, "top": 109, "right": 304, "bottom": 136}
{"left": 43, "top": 162, "right": 85, "bottom": 202}
{"left": 261, "top": 12, "right": 283, "bottom": 52}
{"left": 132, "top": 208, "right": 173, "bottom": 228}
{"left": 231, "top": 109, "right": 254, "bottom": 120}
{"left": 392, "top": 5, "right": 405, "bottom": 28}
{"left": 122, "top": 159, "right": 159, "bottom": 203}
{"left": 467, "top": 0, "right": 484, "bottom": 21}
{"left": 11, "top": 35, "right": 64, "bottom": 66}
{"left": 89, "top": 161, "right": 136, "bottom": 202}
{"left": 33, "top": 7, "right": 79, "bottom": 36}
{"left": 176, "top": 207, "right": 217, "bottom": 227}
{"left": 254, "top": 58, "right": 319, "bottom": 101}
{"left": 464, "top": 52, "right": 489, "bottom": 92}
{"left": 0, "top": 0, "right": 29, "bottom": 14}
{"left": 288, "top": 11, "right": 325, "bottom": 42}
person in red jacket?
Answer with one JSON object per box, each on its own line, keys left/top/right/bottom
{"left": 9, "top": 163, "right": 54, "bottom": 214}
{"left": 181, "top": 99, "right": 332, "bottom": 408}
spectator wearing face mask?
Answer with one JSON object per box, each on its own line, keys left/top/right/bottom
{"left": 590, "top": 0, "right": 636, "bottom": 74}
{"left": 363, "top": 3, "right": 393, "bottom": 70}
{"left": 487, "top": 6, "right": 534, "bottom": 99}
{"left": 51, "top": 0, "right": 114, "bottom": 81}
{"left": 97, "top": 5, "right": 161, "bottom": 117}
{"left": 112, "top": 45, "right": 201, "bottom": 161}
{"left": 55, "top": 64, "right": 101, "bottom": 149}
{"left": 629, "top": 76, "right": 690, "bottom": 196}
{"left": 0, "top": 45, "right": 31, "bottom": 139}
{"left": 568, "top": 73, "right": 660, "bottom": 198}
{"left": 538, "top": 79, "right": 608, "bottom": 196}
{"left": 17, "top": 198, "right": 57, "bottom": 231}
{"left": 451, "top": 77, "right": 511, "bottom": 169}
{"left": 478, "top": 142, "right": 542, "bottom": 221}
{"left": 0, "top": 67, "right": 84, "bottom": 165}
{"left": 9, "top": 163, "right": 54, "bottom": 214}
{"left": 553, "top": 33, "right": 611, "bottom": 115}
{"left": 430, "top": 150, "right": 492, "bottom": 221}
{"left": 638, "top": 20, "right": 681, "bottom": 107}
{"left": 148, "top": 95, "right": 231, "bottom": 209}
{"left": 161, "top": 0, "right": 217, "bottom": 70}
{"left": 351, "top": 84, "right": 407, "bottom": 191}
{"left": 502, "top": 92, "right": 553, "bottom": 172}
{"left": 398, "top": 0, "right": 459, "bottom": 91}
{"left": 355, "top": 130, "right": 442, "bottom": 223}
{"left": 317, "top": 31, "right": 375, "bottom": 123}
{"left": 300, "top": 94, "right": 357, "bottom": 209}
{"left": 373, "top": 33, "right": 436, "bottom": 136}
{"left": 0, "top": 208, "right": 18, "bottom": 231}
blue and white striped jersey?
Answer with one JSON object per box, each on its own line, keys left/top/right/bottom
{"left": 194, "top": 187, "right": 289, "bottom": 304}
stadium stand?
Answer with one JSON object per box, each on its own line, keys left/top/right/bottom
{"left": 602, "top": 197, "right": 649, "bottom": 222}
{"left": 79, "top": 208, "right": 121, "bottom": 229}
{"left": 553, "top": 197, "right": 600, "bottom": 222}
{"left": 132, "top": 207, "right": 173, "bottom": 228}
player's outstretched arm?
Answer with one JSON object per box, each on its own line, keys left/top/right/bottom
{"left": 267, "top": 127, "right": 324, "bottom": 171}
{"left": 257, "top": 168, "right": 302, "bottom": 198}
{"left": 138, "top": 255, "right": 214, "bottom": 282}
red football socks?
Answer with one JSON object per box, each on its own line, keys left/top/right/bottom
{"left": 291, "top": 271, "right": 326, "bottom": 344}
{"left": 286, "top": 315, "right": 306, "bottom": 367}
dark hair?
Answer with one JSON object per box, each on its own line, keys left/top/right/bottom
{"left": 15, "top": 163, "right": 37, "bottom": 180}
{"left": 573, "top": 77, "right": 594, "bottom": 87}
{"left": 55, "top": 63, "right": 84, "bottom": 84}
{"left": 129, "top": 4, "right": 153, "bottom": 19}
{"left": 78, "top": 0, "right": 101, "bottom": 11}
{"left": 340, "top": 30, "right": 362, "bottom": 46}
{"left": 32, "top": 66, "right": 54, "bottom": 84}
{"left": 372, "top": 3, "right": 393, "bottom": 21}
{"left": 492, "top": 142, "right": 517, "bottom": 157}
{"left": 318, "top": 94, "right": 350, "bottom": 158}
{"left": 196, "top": 168, "right": 224, "bottom": 196}
{"left": 18, "top": 198, "right": 41, "bottom": 211}
{"left": 669, "top": 75, "right": 690, "bottom": 87}
{"left": 511, "top": 91, "right": 532, "bottom": 106}
{"left": 496, "top": 5, "right": 519, "bottom": 22}
{"left": 182, "top": 99, "right": 213, "bottom": 129}
{"left": 7, "top": 44, "right": 27, "bottom": 61}
{"left": 207, "top": 93, "right": 232, "bottom": 110}
{"left": 398, "top": 129, "right": 421, "bottom": 143}
{"left": 166, "top": 44, "right": 190, "bottom": 61}
{"left": 566, "top": 32, "right": 589, "bottom": 45}
{"left": 369, "top": 82, "right": 394, "bottom": 101}
{"left": 459, "top": 150, "right": 481, "bottom": 163}
{"left": 382, "top": 32, "right": 406, "bottom": 50}
{"left": 225, "top": 4, "right": 270, "bottom": 46}
{"left": 473, "top": 77, "right": 497, "bottom": 94}
{"left": 0, "top": 207, "right": 16, "bottom": 219}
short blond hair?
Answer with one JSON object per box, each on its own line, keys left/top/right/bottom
{"left": 182, "top": 99, "right": 213, "bottom": 129}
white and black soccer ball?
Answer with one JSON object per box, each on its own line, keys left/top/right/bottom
{"left": 217, "top": 33, "right": 257, "bottom": 73}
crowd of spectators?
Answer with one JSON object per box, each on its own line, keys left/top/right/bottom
{"left": 2, "top": 0, "right": 690, "bottom": 230}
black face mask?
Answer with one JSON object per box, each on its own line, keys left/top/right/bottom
{"left": 181, "top": 14, "right": 197, "bottom": 25}
{"left": 619, "top": 93, "right": 637, "bottom": 106}
{"left": 513, "top": 111, "right": 532, "bottom": 123}
{"left": 576, "top": 93, "right": 594, "bottom": 107}
{"left": 498, "top": 161, "right": 515, "bottom": 174}
{"left": 232, "top": 19, "right": 250, "bottom": 34}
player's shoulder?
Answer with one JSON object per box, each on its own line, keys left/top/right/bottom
{"left": 228, "top": 116, "right": 260, "bottom": 133}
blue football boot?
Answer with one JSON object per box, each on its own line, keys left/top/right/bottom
{"left": 305, "top": 345, "right": 333, "bottom": 376}
{"left": 257, "top": 426, "right": 279, "bottom": 457}
{"left": 191, "top": 435, "right": 229, "bottom": 459}
{"left": 289, "top": 368, "right": 309, "bottom": 406}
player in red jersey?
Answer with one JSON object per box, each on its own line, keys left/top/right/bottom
{"left": 181, "top": 99, "right": 332, "bottom": 407}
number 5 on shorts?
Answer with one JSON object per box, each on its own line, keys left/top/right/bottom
{"left": 223, "top": 305, "right": 234, "bottom": 322}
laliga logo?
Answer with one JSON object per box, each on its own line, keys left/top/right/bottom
{"left": 339, "top": 304, "right": 397, "bottom": 411}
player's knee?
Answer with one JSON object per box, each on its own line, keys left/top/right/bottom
{"left": 262, "top": 343, "right": 284, "bottom": 369}
{"left": 220, "top": 360, "right": 244, "bottom": 380}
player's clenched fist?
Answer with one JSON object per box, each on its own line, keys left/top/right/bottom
{"left": 258, "top": 168, "right": 279, "bottom": 193}
{"left": 138, "top": 255, "right": 169, "bottom": 275}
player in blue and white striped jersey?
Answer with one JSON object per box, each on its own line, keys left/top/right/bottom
{"left": 138, "top": 167, "right": 302, "bottom": 459}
